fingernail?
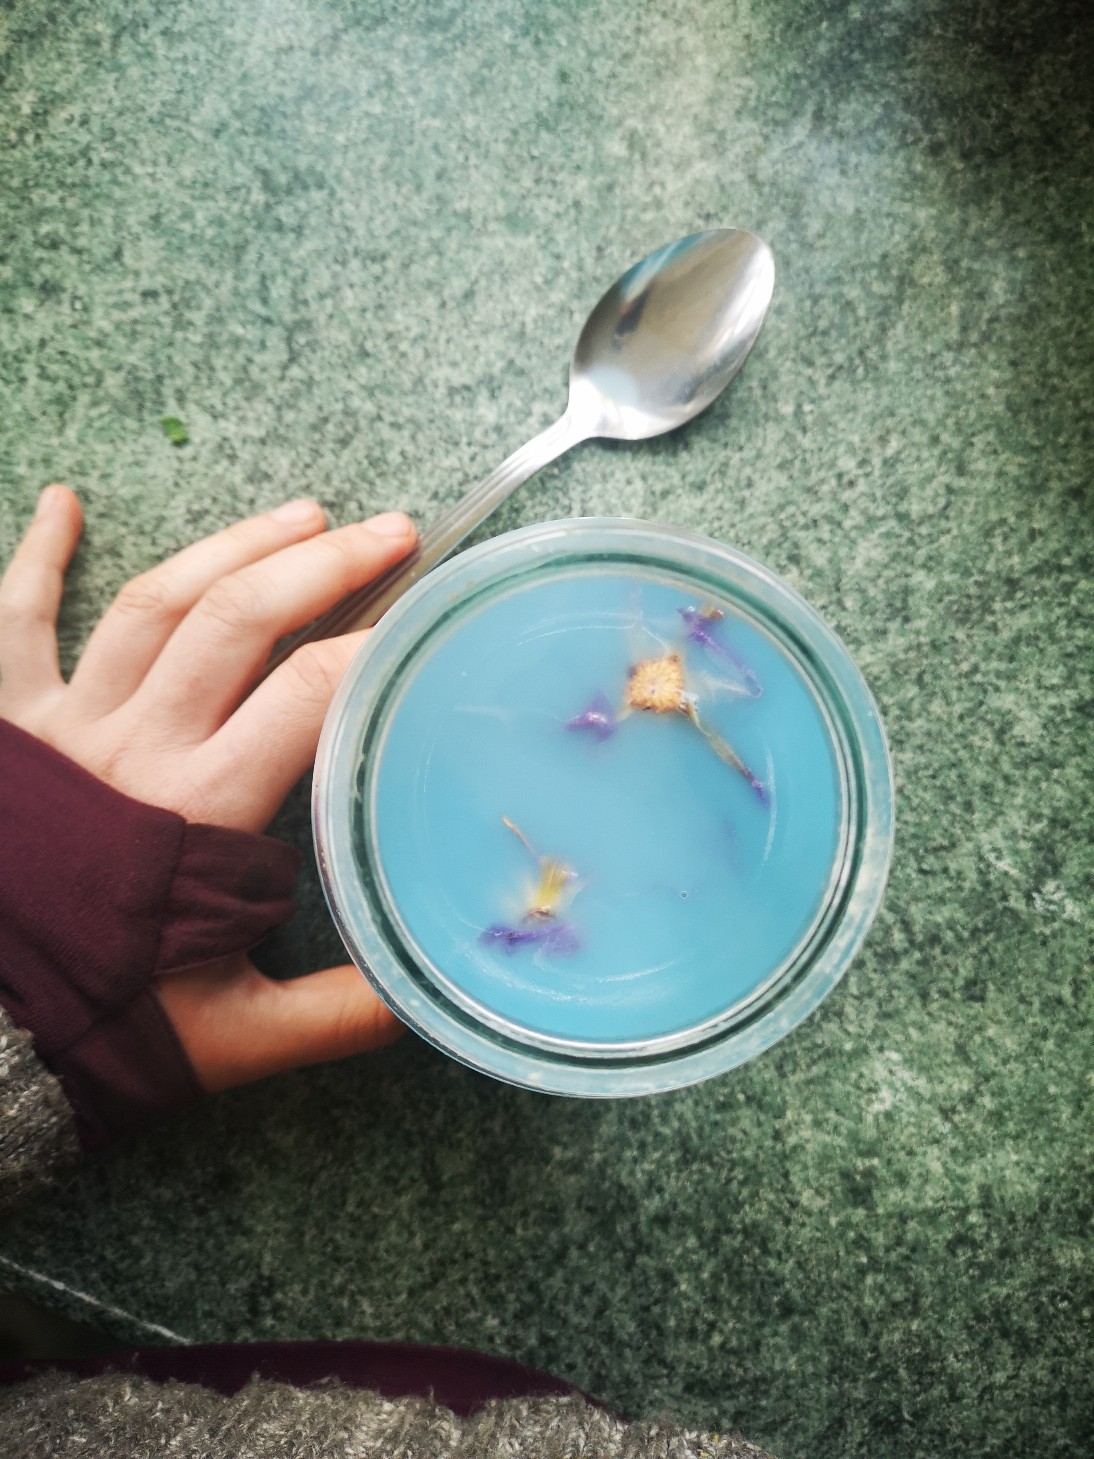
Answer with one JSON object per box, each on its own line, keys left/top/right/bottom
{"left": 271, "top": 498, "right": 322, "bottom": 524}
{"left": 35, "top": 484, "right": 66, "bottom": 519}
{"left": 366, "top": 511, "right": 413, "bottom": 538}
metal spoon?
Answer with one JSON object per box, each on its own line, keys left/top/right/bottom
{"left": 273, "top": 226, "right": 774, "bottom": 659}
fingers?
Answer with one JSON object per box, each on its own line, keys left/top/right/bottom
{"left": 191, "top": 630, "right": 367, "bottom": 831}
{"left": 157, "top": 955, "right": 404, "bottom": 1092}
{"left": 69, "top": 499, "right": 329, "bottom": 716}
{"left": 131, "top": 514, "right": 416, "bottom": 742}
{"left": 0, "top": 486, "right": 82, "bottom": 705}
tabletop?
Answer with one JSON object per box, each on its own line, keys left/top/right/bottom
{"left": 0, "top": 2, "right": 1090, "bottom": 1456}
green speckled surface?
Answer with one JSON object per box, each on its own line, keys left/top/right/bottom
{"left": 1, "top": 1, "right": 1091, "bottom": 1455}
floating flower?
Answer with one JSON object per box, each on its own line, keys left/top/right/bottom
{"left": 677, "top": 605, "right": 762, "bottom": 697}
{"left": 562, "top": 623, "right": 769, "bottom": 804}
{"left": 565, "top": 690, "right": 617, "bottom": 742}
{"left": 481, "top": 819, "right": 583, "bottom": 957}
{"left": 621, "top": 652, "right": 767, "bottom": 802}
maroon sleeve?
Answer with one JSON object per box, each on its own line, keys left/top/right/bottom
{"left": 0, "top": 718, "right": 301, "bottom": 1150}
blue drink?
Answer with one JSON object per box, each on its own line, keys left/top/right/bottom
{"left": 315, "top": 520, "right": 893, "bottom": 1095}
{"left": 371, "top": 573, "right": 840, "bottom": 1045}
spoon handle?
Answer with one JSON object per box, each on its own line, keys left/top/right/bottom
{"left": 265, "top": 410, "right": 585, "bottom": 672}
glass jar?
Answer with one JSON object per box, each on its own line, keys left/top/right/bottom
{"left": 313, "top": 518, "right": 894, "bottom": 1096}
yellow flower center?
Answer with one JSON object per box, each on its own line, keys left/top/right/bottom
{"left": 625, "top": 653, "right": 688, "bottom": 714}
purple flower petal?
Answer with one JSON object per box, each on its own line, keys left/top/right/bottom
{"left": 539, "top": 921, "right": 581, "bottom": 955}
{"left": 480, "top": 921, "right": 581, "bottom": 956}
{"left": 678, "top": 606, "right": 762, "bottom": 696}
{"left": 566, "top": 690, "right": 617, "bottom": 742}
{"left": 480, "top": 923, "right": 541, "bottom": 951}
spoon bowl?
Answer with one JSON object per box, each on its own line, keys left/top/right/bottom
{"left": 270, "top": 227, "right": 774, "bottom": 658}
{"left": 569, "top": 229, "right": 775, "bottom": 440}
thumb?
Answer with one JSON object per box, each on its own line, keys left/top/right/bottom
{"left": 158, "top": 956, "right": 405, "bottom": 1093}
{"left": 275, "top": 962, "right": 406, "bottom": 1070}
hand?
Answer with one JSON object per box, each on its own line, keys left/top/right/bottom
{"left": 0, "top": 485, "right": 416, "bottom": 1091}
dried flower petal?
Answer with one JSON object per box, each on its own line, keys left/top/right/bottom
{"left": 502, "top": 818, "right": 579, "bottom": 919}
{"left": 694, "top": 717, "right": 769, "bottom": 803}
{"left": 480, "top": 923, "right": 540, "bottom": 949}
{"left": 566, "top": 691, "right": 617, "bottom": 741}
{"left": 528, "top": 858, "right": 577, "bottom": 918}
{"left": 678, "top": 606, "right": 762, "bottom": 696}
{"left": 539, "top": 921, "right": 581, "bottom": 955}
{"left": 480, "top": 921, "right": 580, "bottom": 956}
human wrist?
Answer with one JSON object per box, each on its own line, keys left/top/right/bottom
{"left": 0, "top": 718, "right": 300, "bottom": 1147}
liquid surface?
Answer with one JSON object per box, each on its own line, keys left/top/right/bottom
{"left": 365, "top": 570, "right": 842, "bottom": 1045}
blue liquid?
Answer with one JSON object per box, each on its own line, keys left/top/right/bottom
{"left": 366, "top": 569, "right": 842, "bottom": 1046}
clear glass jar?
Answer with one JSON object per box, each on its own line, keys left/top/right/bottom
{"left": 313, "top": 518, "right": 894, "bottom": 1096}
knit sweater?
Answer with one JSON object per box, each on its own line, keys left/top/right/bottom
{"left": 0, "top": 1005, "right": 774, "bottom": 1458}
